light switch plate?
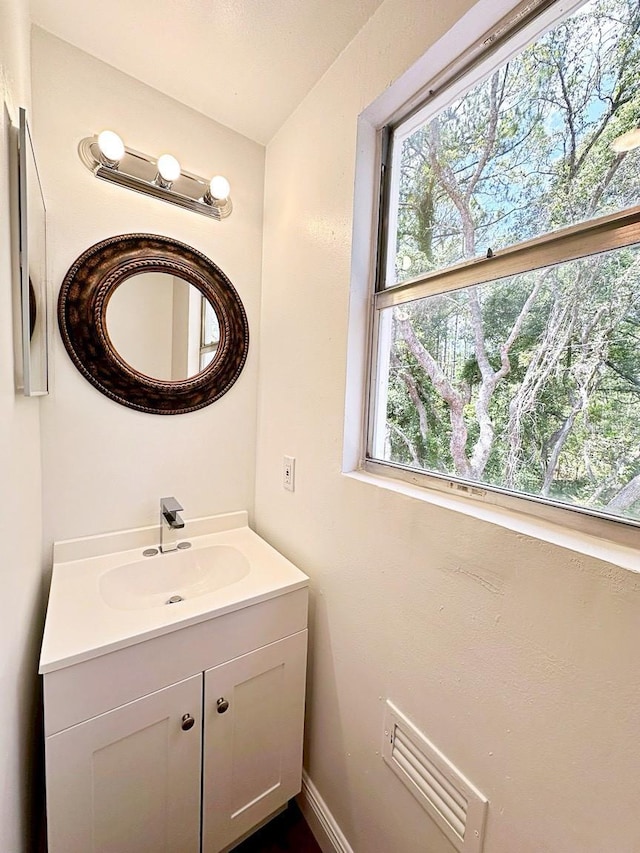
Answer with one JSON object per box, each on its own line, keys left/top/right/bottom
{"left": 283, "top": 456, "right": 295, "bottom": 491}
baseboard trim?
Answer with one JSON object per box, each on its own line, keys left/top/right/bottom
{"left": 296, "top": 770, "right": 354, "bottom": 853}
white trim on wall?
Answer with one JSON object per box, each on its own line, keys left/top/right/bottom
{"left": 296, "top": 771, "right": 354, "bottom": 853}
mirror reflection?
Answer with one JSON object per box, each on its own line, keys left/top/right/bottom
{"left": 18, "top": 108, "right": 48, "bottom": 395}
{"left": 106, "top": 273, "right": 220, "bottom": 381}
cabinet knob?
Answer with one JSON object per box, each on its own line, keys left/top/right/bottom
{"left": 181, "top": 713, "right": 195, "bottom": 731}
{"left": 216, "top": 697, "right": 230, "bottom": 714}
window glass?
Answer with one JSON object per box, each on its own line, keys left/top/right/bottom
{"left": 199, "top": 349, "right": 216, "bottom": 371}
{"left": 373, "top": 243, "right": 640, "bottom": 521}
{"left": 199, "top": 297, "right": 220, "bottom": 371}
{"left": 202, "top": 299, "right": 220, "bottom": 347}
{"left": 388, "top": 0, "right": 640, "bottom": 287}
{"left": 368, "top": 0, "right": 640, "bottom": 528}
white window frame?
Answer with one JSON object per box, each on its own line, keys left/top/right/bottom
{"left": 348, "top": 0, "right": 640, "bottom": 550}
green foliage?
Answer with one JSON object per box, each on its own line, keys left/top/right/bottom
{"left": 381, "top": 0, "right": 640, "bottom": 521}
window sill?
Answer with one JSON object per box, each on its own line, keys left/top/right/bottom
{"left": 344, "top": 468, "right": 640, "bottom": 574}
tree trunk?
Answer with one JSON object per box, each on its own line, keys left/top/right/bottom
{"left": 396, "top": 315, "right": 471, "bottom": 477}
{"left": 605, "top": 473, "right": 640, "bottom": 514}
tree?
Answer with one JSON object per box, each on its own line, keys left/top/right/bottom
{"left": 383, "top": 0, "right": 640, "bottom": 518}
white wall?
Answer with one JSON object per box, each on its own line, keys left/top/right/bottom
{"left": 31, "top": 29, "right": 265, "bottom": 552}
{"left": 107, "top": 272, "right": 175, "bottom": 381}
{"left": 0, "top": 2, "right": 45, "bottom": 851}
{"left": 255, "top": 0, "right": 640, "bottom": 851}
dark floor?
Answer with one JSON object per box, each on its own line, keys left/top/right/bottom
{"left": 233, "top": 802, "right": 322, "bottom": 853}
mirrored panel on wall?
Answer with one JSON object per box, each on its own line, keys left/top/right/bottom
{"left": 106, "top": 273, "right": 220, "bottom": 381}
{"left": 18, "top": 107, "right": 48, "bottom": 395}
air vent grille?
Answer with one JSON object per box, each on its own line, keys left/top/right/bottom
{"left": 382, "top": 702, "right": 487, "bottom": 852}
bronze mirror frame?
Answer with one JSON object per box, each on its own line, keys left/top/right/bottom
{"left": 58, "top": 233, "right": 249, "bottom": 414}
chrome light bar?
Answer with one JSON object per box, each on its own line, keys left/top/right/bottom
{"left": 78, "top": 133, "right": 233, "bottom": 221}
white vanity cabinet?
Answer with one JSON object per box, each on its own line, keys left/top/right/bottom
{"left": 203, "top": 631, "right": 308, "bottom": 851}
{"left": 45, "top": 675, "right": 203, "bottom": 853}
{"left": 42, "top": 587, "right": 309, "bottom": 853}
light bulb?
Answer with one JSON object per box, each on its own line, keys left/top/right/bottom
{"left": 611, "top": 128, "right": 640, "bottom": 153}
{"left": 97, "top": 130, "right": 125, "bottom": 163}
{"left": 208, "top": 175, "right": 230, "bottom": 201}
{"left": 157, "top": 154, "right": 181, "bottom": 183}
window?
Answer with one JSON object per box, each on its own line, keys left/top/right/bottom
{"left": 368, "top": 0, "right": 640, "bottom": 526}
{"left": 199, "top": 297, "right": 220, "bottom": 371}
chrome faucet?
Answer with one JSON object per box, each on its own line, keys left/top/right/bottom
{"left": 160, "top": 497, "right": 184, "bottom": 553}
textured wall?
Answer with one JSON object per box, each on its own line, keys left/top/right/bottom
{"left": 255, "top": 0, "right": 640, "bottom": 850}
{"left": 0, "top": 2, "right": 45, "bottom": 851}
{"left": 32, "top": 29, "right": 265, "bottom": 554}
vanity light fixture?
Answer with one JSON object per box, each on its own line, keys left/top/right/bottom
{"left": 79, "top": 130, "right": 232, "bottom": 220}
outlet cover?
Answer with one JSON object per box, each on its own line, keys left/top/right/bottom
{"left": 283, "top": 456, "right": 295, "bottom": 491}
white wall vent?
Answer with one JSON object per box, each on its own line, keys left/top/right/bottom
{"left": 382, "top": 701, "right": 488, "bottom": 853}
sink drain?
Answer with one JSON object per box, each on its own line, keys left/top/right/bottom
{"left": 166, "top": 594, "right": 184, "bottom": 605}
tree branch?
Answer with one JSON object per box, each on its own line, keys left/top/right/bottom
{"left": 396, "top": 313, "right": 471, "bottom": 477}
{"left": 388, "top": 422, "right": 421, "bottom": 467}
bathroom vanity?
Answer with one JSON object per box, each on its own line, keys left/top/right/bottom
{"left": 39, "top": 512, "right": 309, "bottom": 853}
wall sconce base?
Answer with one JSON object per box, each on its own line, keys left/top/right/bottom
{"left": 78, "top": 137, "right": 233, "bottom": 220}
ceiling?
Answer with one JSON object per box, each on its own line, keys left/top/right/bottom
{"left": 31, "top": 0, "right": 385, "bottom": 144}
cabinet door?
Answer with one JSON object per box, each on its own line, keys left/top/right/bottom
{"left": 45, "top": 674, "right": 202, "bottom": 853}
{"left": 202, "top": 630, "right": 308, "bottom": 852}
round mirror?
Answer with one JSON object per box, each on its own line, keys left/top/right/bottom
{"left": 58, "top": 234, "right": 249, "bottom": 415}
{"left": 106, "top": 273, "right": 220, "bottom": 381}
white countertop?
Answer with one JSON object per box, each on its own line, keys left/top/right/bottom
{"left": 40, "top": 512, "right": 309, "bottom": 674}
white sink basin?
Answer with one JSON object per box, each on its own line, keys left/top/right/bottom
{"left": 99, "top": 545, "right": 251, "bottom": 610}
{"left": 39, "top": 511, "right": 309, "bottom": 673}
